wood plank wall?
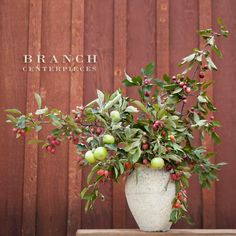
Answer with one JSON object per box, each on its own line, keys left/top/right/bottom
{"left": 0, "top": 0, "right": 236, "bottom": 235}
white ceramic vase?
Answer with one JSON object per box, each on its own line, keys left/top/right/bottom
{"left": 125, "top": 166, "right": 176, "bottom": 231}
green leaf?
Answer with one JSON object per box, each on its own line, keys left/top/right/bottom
{"left": 211, "top": 132, "right": 221, "bottom": 144}
{"left": 163, "top": 74, "right": 170, "bottom": 83}
{"left": 5, "top": 109, "right": 22, "bottom": 115}
{"left": 28, "top": 139, "right": 45, "bottom": 144}
{"left": 132, "top": 100, "right": 147, "bottom": 113}
{"left": 35, "top": 125, "right": 42, "bottom": 132}
{"left": 35, "top": 107, "right": 48, "bottom": 115}
{"left": 198, "top": 95, "right": 207, "bottom": 103}
{"left": 125, "top": 106, "right": 138, "bottom": 113}
{"left": 34, "top": 93, "right": 42, "bottom": 109}
{"left": 6, "top": 114, "right": 18, "bottom": 123}
{"left": 143, "top": 62, "right": 155, "bottom": 76}
{"left": 206, "top": 57, "right": 217, "bottom": 71}
{"left": 104, "top": 93, "right": 121, "bottom": 110}
{"left": 97, "top": 90, "right": 104, "bottom": 107}
{"left": 130, "top": 147, "right": 141, "bottom": 163}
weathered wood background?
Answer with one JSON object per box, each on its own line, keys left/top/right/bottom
{"left": 0, "top": 0, "right": 236, "bottom": 235}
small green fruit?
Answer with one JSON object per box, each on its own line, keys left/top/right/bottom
{"left": 94, "top": 147, "right": 108, "bottom": 161}
{"left": 85, "top": 150, "right": 96, "bottom": 164}
{"left": 103, "top": 134, "right": 115, "bottom": 144}
{"left": 110, "top": 110, "right": 121, "bottom": 123}
{"left": 151, "top": 157, "right": 165, "bottom": 169}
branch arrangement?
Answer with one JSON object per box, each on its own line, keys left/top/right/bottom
{"left": 5, "top": 20, "right": 228, "bottom": 223}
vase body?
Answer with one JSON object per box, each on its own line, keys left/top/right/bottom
{"left": 125, "top": 166, "right": 176, "bottom": 231}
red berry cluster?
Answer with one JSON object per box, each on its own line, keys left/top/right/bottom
{"left": 97, "top": 169, "right": 113, "bottom": 180}
{"left": 90, "top": 127, "right": 103, "bottom": 136}
{"left": 172, "top": 76, "right": 192, "bottom": 94}
{"left": 173, "top": 190, "right": 187, "bottom": 208}
{"left": 170, "top": 172, "right": 183, "bottom": 181}
{"left": 46, "top": 135, "right": 61, "bottom": 154}
{"left": 13, "top": 127, "right": 26, "bottom": 137}
{"left": 153, "top": 120, "right": 163, "bottom": 131}
{"left": 68, "top": 132, "right": 79, "bottom": 144}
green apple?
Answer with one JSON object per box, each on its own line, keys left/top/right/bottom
{"left": 110, "top": 110, "right": 121, "bottom": 123}
{"left": 94, "top": 147, "right": 108, "bottom": 161}
{"left": 151, "top": 157, "right": 165, "bottom": 169}
{"left": 103, "top": 134, "right": 115, "bottom": 144}
{"left": 85, "top": 150, "right": 96, "bottom": 164}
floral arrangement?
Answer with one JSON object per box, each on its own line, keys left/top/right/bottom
{"left": 5, "top": 21, "right": 228, "bottom": 223}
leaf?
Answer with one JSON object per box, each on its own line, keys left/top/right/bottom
{"left": 143, "top": 62, "right": 155, "bottom": 76}
{"left": 211, "top": 132, "right": 221, "bottom": 144}
{"left": 172, "top": 87, "right": 182, "bottom": 94}
{"left": 28, "top": 139, "right": 45, "bottom": 144}
{"left": 163, "top": 154, "right": 182, "bottom": 162}
{"left": 34, "top": 93, "right": 42, "bottom": 109}
{"left": 6, "top": 114, "right": 18, "bottom": 123}
{"left": 97, "top": 90, "right": 104, "bottom": 107}
{"left": 132, "top": 100, "right": 147, "bottom": 113}
{"left": 206, "top": 57, "right": 217, "bottom": 71}
{"left": 104, "top": 93, "right": 121, "bottom": 110}
{"left": 198, "top": 95, "right": 207, "bottom": 103}
{"left": 125, "top": 106, "right": 138, "bottom": 113}
{"left": 163, "top": 74, "right": 170, "bottom": 83}
{"left": 130, "top": 147, "right": 141, "bottom": 163}
{"left": 35, "top": 107, "right": 48, "bottom": 115}
{"left": 5, "top": 109, "right": 22, "bottom": 115}
{"left": 35, "top": 125, "right": 42, "bottom": 132}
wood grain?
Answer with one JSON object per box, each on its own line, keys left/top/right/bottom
{"left": 169, "top": 0, "right": 202, "bottom": 229}
{"left": 156, "top": 0, "right": 170, "bottom": 77}
{"left": 76, "top": 229, "right": 236, "bottom": 236}
{"left": 36, "top": 0, "right": 71, "bottom": 235}
{"left": 113, "top": 0, "right": 127, "bottom": 229}
{"left": 0, "top": 0, "right": 28, "bottom": 235}
{"left": 198, "top": 0, "right": 216, "bottom": 229}
{"left": 126, "top": 0, "right": 156, "bottom": 227}
{"left": 212, "top": 0, "right": 236, "bottom": 229}
{"left": 67, "top": 0, "right": 84, "bottom": 235}
{"left": 21, "top": 1, "right": 42, "bottom": 235}
{"left": 82, "top": 0, "right": 114, "bottom": 229}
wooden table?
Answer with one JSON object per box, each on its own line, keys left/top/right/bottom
{"left": 76, "top": 229, "right": 236, "bottom": 236}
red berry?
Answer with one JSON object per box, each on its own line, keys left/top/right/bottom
{"left": 171, "top": 173, "right": 177, "bottom": 181}
{"left": 144, "top": 75, "right": 148, "bottom": 79}
{"left": 73, "top": 137, "right": 79, "bottom": 144}
{"left": 47, "top": 135, "right": 53, "bottom": 141}
{"left": 183, "top": 99, "right": 187, "bottom": 103}
{"left": 20, "top": 129, "right": 26, "bottom": 136}
{"left": 210, "top": 115, "right": 214, "bottom": 120}
{"left": 169, "top": 135, "right": 175, "bottom": 142}
{"left": 190, "top": 107, "right": 195, "bottom": 113}
{"left": 185, "top": 87, "right": 191, "bottom": 94}
{"left": 174, "top": 202, "right": 181, "bottom": 208}
{"left": 144, "top": 79, "right": 149, "bottom": 85}
{"left": 104, "top": 170, "right": 109, "bottom": 178}
{"left": 165, "top": 164, "right": 173, "bottom": 171}
{"left": 199, "top": 72, "right": 205, "bottom": 79}
{"left": 143, "top": 159, "right": 149, "bottom": 165}
{"left": 79, "top": 160, "right": 84, "bottom": 166}
{"left": 75, "top": 117, "right": 80, "bottom": 123}
{"left": 183, "top": 85, "right": 187, "bottom": 89}
{"left": 96, "top": 127, "right": 102, "bottom": 135}
{"left": 50, "top": 148, "right": 56, "bottom": 154}
{"left": 153, "top": 124, "right": 159, "bottom": 131}
{"left": 124, "top": 162, "right": 132, "bottom": 169}
{"left": 142, "top": 143, "right": 149, "bottom": 150}
{"left": 203, "top": 65, "right": 208, "bottom": 70}
{"left": 97, "top": 169, "right": 105, "bottom": 176}
{"left": 179, "top": 82, "right": 184, "bottom": 87}
{"left": 51, "top": 140, "right": 57, "bottom": 146}
{"left": 13, "top": 128, "right": 18, "bottom": 133}
{"left": 161, "top": 130, "right": 166, "bottom": 137}
{"left": 54, "top": 140, "right": 61, "bottom": 146}
{"left": 144, "top": 91, "right": 150, "bottom": 97}
{"left": 46, "top": 145, "right": 52, "bottom": 152}
{"left": 172, "top": 76, "right": 176, "bottom": 81}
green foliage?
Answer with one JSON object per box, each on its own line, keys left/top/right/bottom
{"left": 5, "top": 22, "right": 229, "bottom": 225}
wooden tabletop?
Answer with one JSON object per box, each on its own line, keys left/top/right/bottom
{"left": 76, "top": 229, "right": 236, "bottom": 236}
